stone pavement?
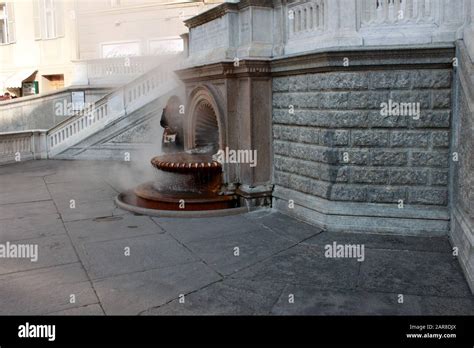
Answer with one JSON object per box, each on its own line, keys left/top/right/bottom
{"left": 0, "top": 160, "right": 472, "bottom": 315}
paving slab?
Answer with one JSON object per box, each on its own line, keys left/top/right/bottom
{"left": 270, "top": 286, "right": 423, "bottom": 315}
{"left": 304, "top": 230, "right": 452, "bottom": 253}
{"left": 153, "top": 215, "right": 259, "bottom": 244}
{"left": 184, "top": 227, "right": 297, "bottom": 276}
{"left": 359, "top": 249, "right": 472, "bottom": 298}
{"left": 56, "top": 199, "right": 126, "bottom": 222}
{"left": 47, "top": 180, "right": 117, "bottom": 203}
{"left": 65, "top": 215, "right": 160, "bottom": 244}
{"left": 0, "top": 201, "right": 57, "bottom": 221}
{"left": 77, "top": 233, "right": 198, "bottom": 280}
{"left": 143, "top": 278, "right": 286, "bottom": 315}
{"left": 0, "top": 263, "right": 98, "bottom": 315}
{"left": 0, "top": 234, "right": 78, "bottom": 275}
{"left": 232, "top": 244, "right": 360, "bottom": 291}
{"left": 47, "top": 303, "right": 105, "bottom": 315}
{"left": 0, "top": 213, "right": 65, "bottom": 243}
{"left": 418, "top": 296, "right": 474, "bottom": 315}
{"left": 245, "top": 210, "right": 324, "bottom": 242}
{"left": 93, "top": 261, "right": 221, "bottom": 315}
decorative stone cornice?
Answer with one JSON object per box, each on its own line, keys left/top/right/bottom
{"left": 175, "top": 60, "right": 271, "bottom": 82}
{"left": 184, "top": 0, "right": 273, "bottom": 28}
{"left": 271, "top": 45, "right": 456, "bottom": 76}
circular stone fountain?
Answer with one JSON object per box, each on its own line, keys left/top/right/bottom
{"left": 116, "top": 152, "right": 245, "bottom": 217}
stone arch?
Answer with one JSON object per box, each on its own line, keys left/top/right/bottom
{"left": 185, "top": 85, "right": 225, "bottom": 154}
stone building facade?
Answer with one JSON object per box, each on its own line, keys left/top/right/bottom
{"left": 178, "top": 0, "right": 474, "bottom": 291}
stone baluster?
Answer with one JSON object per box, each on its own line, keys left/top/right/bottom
{"left": 326, "top": 0, "right": 362, "bottom": 47}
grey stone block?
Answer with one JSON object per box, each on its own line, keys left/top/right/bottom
{"left": 273, "top": 77, "right": 289, "bottom": 92}
{"left": 352, "top": 130, "right": 390, "bottom": 147}
{"left": 390, "top": 131, "right": 429, "bottom": 148}
{"left": 348, "top": 91, "right": 390, "bottom": 109}
{"left": 288, "top": 75, "right": 308, "bottom": 92}
{"left": 410, "top": 110, "right": 450, "bottom": 128}
{"left": 411, "top": 151, "right": 449, "bottom": 168}
{"left": 371, "top": 150, "right": 408, "bottom": 166}
{"left": 389, "top": 90, "right": 431, "bottom": 109}
{"left": 369, "top": 70, "right": 413, "bottom": 89}
{"left": 408, "top": 187, "right": 448, "bottom": 205}
{"left": 320, "top": 129, "right": 349, "bottom": 146}
{"left": 330, "top": 185, "right": 367, "bottom": 202}
{"left": 432, "top": 131, "right": 450, "bottom": 148}
{"left": 352, "top": 168, "right": 389, "bottom": 184}
{"left": 367, "top": 187, "right": 406, "bottom": 203}
{"left": 369, "top": 110, "right": 409, "bottom": 128}
{"left": 413, "top": 70, "right": 451, "bottom": 89}
{"left": 389, "top": 169, "right": 429, "bottom": 185}
{"left": 339, "top": 150, "right": 370, "bottom": 165}
{"left": 308, "top": 72, "right": 369, "bottom": 90}
{"left": 432, "top": 89, "right": 451, "bottom": 109}
{"left": 430, "top": 170, "right": 449, "bottom": 186}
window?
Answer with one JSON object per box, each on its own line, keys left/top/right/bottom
{"left": 33, "top": 0, "right": 64, "bottom": 40}
{"left": 0, "top": 2, "right": 16, "bottom": 44}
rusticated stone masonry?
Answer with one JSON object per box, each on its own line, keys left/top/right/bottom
{"left": 272, "top": 69, "right": 452, "bottom": 206}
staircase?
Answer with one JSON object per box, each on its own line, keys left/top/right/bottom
{"left": 47, "top": 58, "right": 182, "bottom": 160}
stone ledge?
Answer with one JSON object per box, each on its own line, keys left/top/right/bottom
{"left": 450, "top": 205, "right": 474, "bottom": 293}
{"left": 184, "top": 0, "right": 273, "bottom": 29}
{"left": 271, "top": 45, "right": 455, "bottom": 76}
{"left": 273, "top": 186, "right": 449, "bottom": 236}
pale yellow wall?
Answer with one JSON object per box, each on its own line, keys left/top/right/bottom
{"left": 75, "top": 0, "right": 220, "bottom": 59}
{"left": 0, "top": 0, "right": 223, "bottom": 94}
{"left": 0, "top": 0, "right": 77, "bottom": 94}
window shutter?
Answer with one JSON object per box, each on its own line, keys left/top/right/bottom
{"left": 6, "top": 2, "right": 15, "bottom": 43}
{"left": 33, "top": 0, "right": 42, "bottom": 39}
{"left": 54, "top": 0, "right": 64, "bottom": 37}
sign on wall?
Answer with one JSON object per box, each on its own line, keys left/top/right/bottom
{"left": 148, "top": 37, "right": 183, "bottom": 55}
{"left": 101, "top": 41, "right": 141, "bottom": 58}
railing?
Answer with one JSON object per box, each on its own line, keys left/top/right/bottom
{"left": 83, "top": 55, "right": 174, "bottom": 85}
{"left": 0, "top": 130, "right": 47, "bottom": 164}
{"left": 288, "top": 0, "right": 325, "bottom": 38}
{"left": 47, "top": 57, "right": 180, "bottom": 157}
{"left": 360, "top": 0, "right": 436, "bottom": 27}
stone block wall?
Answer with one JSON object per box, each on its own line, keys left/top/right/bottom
{"left": 272, "top": 69, "right": 452, "bottom": 207}
{"left": 450, "top": 42, "right": 474, "bottom": 292}
{"left": 271, "top": 65, "right": 452, "bottom": 235}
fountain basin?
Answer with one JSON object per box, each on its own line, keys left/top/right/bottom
{"left": 116, "top": 152, "right": 244, "bottom": 216}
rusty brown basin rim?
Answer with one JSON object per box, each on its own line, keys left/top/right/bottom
{"left": 151, "top": 152, "right": 221, "bottom": 173}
